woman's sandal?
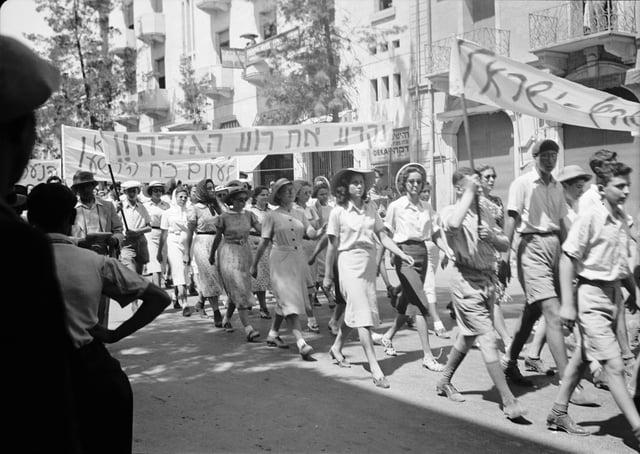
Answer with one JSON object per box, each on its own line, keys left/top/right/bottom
{"left": 329, "top": 347, "right": 351, "bottom": 368}
{"left": 423, "top": 357, "right": 445, "bottom": 372}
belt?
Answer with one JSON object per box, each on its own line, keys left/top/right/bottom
{"left": 577, "top": 276, "right": 619, "bottom": 287}
{"left": 520, "top": 231, "right": 559, "bottom": 237}
{"left": 151, "top": 226, "right": 162, "bottom": 230}
{"left": 196, "top": 231, "right": 216, "bottom": 235}
{"left": 399, "top": 239, "right": 426, "bottom": 246}
{"left": 455, "top": 263, "right": 494, "bottom": 275}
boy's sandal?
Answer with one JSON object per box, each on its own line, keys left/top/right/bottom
{"left": 423, "top": 358, "right": 445, "bottom": 372}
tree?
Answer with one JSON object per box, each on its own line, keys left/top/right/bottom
{"left": 26, "top": 0, "right": 134, "bottom": 158}
{"left": 258, "top": 0, "right": 402, "bottom": 126}
{"left": 177, "top": 55, "right": 208, "bottom": 129}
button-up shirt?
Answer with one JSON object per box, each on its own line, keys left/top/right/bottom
{"left": 327, "top": 200, "right": 384, "bottom": 252}
{"left": 384, "top": 195, "right": 439, "bottom": 243}
{"left": 121, "top": 199, "right": 151, "bottom": 232}
{"left": 506, "top": 168, "right": 567, "bottom": 234}
{"left": 441, "top": 204, "right": 498, "bottom": 272}
{"left": 563, "top": 198, "right": 633, "bottom": 281}
{"left": 144, "top": 199, "right": 170, "bottom": 228}
{"left": 73, "top": 196, "right": 123, "bottom": 238}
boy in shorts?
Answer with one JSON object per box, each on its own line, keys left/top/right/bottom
{"left": 546, "top": 162, "right": 640, "bottom": 440}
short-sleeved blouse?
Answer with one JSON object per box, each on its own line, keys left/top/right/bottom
{"left": 145, "top": 199, "right": 171, "bottom": 227}
{"left": 214, "top": 211, "right": 259, "bottom": 242}
{"left": 262, "top": 206, "right": 309, "bottom": 249}
{"left": 188, "top": 203, "right": 218, "bottom": 233}
{"left": 480, "top": 194, "right": 504, "bottom": 229}
{"left": 248, "top": 205, "right": 270, "bottom": 224}
{"left": 327, "top": 201, "right": 384, "bottom": 252}
{"left": 160, "top": 205, "right": 189, "bottom": 234}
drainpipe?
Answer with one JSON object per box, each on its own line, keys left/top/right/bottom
{"left": 427, "top": 0, "right": 437, "bottom": 209}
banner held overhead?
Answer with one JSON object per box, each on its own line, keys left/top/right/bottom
{"left": 449, "top": 38, "right": 640, "bottom": 133}
{"left": 99, "top": 122, "right": 393, "bottom": 164}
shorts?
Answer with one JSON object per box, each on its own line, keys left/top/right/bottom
{"left": 578, "top": 280, "right": 622, "bottom": 361}
{"left": 451, "top": 267, "right": 495, "bottom": 336}
{"left": 517, "top": 233, "right": 560, "bottom": 304}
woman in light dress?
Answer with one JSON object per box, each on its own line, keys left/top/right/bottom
{"left": 144, "top": 181, "right": 170, "bottom": 288}
{"left": 209, "top": 185, "right": 261, "bottom": 342}
{"left": 250, "top": 178, "right": 324, "bottom": 360}
{"left": 158, "top": 187, "right": 190, "bottom": 314}
{"left": 185, "top": 179, "right": 224, "bottom": 326}
{"left": 323, "top": 168, "right": 413, "bottom": 388}
{"left": 247, "top": 185, "right": 272, "bottom": 319}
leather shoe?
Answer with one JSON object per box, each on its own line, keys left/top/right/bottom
{"left": 546, "top": 413, "right": 590, "bottom": 435}
{"left": 436, "top": 381, "right": 465, "bottom": 402}
{"left": 265, "top": 335, "right": 289, "bottom": 349}
{"left": 504, "top": 360, "right": 534, "bottom": 387}
{"left": 299, "top": 343, "right": 314, "bottom": 360}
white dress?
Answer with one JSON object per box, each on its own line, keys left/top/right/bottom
{"left": 160, "top": 205, "right": 189, "bottom": 286}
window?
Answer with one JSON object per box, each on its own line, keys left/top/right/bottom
{"left": 392, "top": 39, "right": 400, "bottom": 48}
{"left": 155, "top": 57, "right": 166, "bottom": 89}
{"left": 378, "top": 0, "right": 393, "bottom": 10}
{"left": 380, "top": 42, "right": 388, "bottom": 52}
{"left": 393, "top": 73, "right": 401, "bottom": 97}
{"left": 467, "top": 0, "right": 494, "bottom": 23}
{"left": 257, "top": 154, "right": 294, "bottom": 186}
{"left": 381, "top": 76, "right": 389, "bottom": 99}
{"left": 220, "top": 119, "right": 240, "bottom": 129}
{"left": 151, "top": 0, "right": 163, "bottom": 13}
{"left": 217, "top": 29, "right": 230, "bottom": 58}
{"left": 371, "top": 79, "right": 379, "bottom": 102}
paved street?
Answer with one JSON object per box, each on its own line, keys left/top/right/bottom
{"left": 108, "top": 265, "right": 639, "bottom": 454}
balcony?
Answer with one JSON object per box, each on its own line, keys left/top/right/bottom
{"left": 529, "top": 2, "right": 636, "bottom": 57}
{"left": 424, "top": 27, "right": 511, "bottom": 78}
{"left": 242, "top": 65, "right": 265, "bottom": 87}
{"left": 114, "top": 95, "right": 139, "bottom": 130}
{"left": 136, "top": 13, "right": 165, "bottom": 45}
{"left": 138, "top": 88, "right": 170, "bottom": 118}
{"left": 195, "top": 66, "right": 234, "bottom": 100}
{"left": 245, "top": 28, "right": 299, "bottom": 69}
{"left": 112, "top": 29, "right": 136, "bottom": 58}
{"left": 196, "top": 0, "right": 230, "bottom": 13}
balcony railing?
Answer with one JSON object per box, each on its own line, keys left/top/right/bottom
{"left": 529, "top": 1, "right": 636, "bottom": 51}
{"left": 136, "top": 13, "right": 165, "bottom": 45}
{"left": 425, "top": 28, "right": 510, "bottom": 76}
{"left": 195, "top": 66, "right": 234, "bottom": 99}
{"left": 245, "top": 28, "right": 299, "bottom": 67}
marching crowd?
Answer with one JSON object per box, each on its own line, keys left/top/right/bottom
{"left": 2, "top": 35, "right": 640, "bottom": 454}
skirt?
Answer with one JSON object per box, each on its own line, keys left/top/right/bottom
{"left": 250, "top": 236, "right": 271, "bottom": 292}
{"left": 270, "top": 246, "right": 311, "bottom": 317}
{"left": 192, "top": 234, "right": 222, "bottom": 297}
{"left": 338, "top": 248, "right": 379, "bottom": 328}
{"left": 167, "top": 232, "right": 187, "bottom": 286}
{"left": 144, "top": 228, "right": 164, "bottom": 274}
{"left": 218, "top": 240, "right": 253, "bottom": 309}
{"left": 303, "top": 238, "right": 319, "bottom": 283}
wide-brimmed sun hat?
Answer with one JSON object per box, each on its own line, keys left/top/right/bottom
{"left": 557, "top": 165, "right": 592, "bottom": 184}
{"left": 121, "top": 180, "right": 142, "bottom": 191}
{"left": 224, "top": 185, "right": 249, "bottom": 205}
{"left": 0, "top": 36, "right": 61, "bottom": 123}
{"left": 330, "top": 168, "right": 375, "bottom": 194}
{"left": 146, "top": 181, "right": 165, "bottom": 196}
{"left": 395, "top": 162, "right": 428, "bottom": 194}
{"left": 71, "top": 170, "right": 98, "bottom": 188}
{"left": 268, "top": 178, "right": 293, "bottom": 205}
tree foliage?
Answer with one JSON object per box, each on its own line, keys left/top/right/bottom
{"left": 258, "top": 0, "right": 403, "bottom": 126}
{"left": 177, "top": 55, "right": 208, "bottom": 129}
{"left": 27, "top": 0, "right": 134, "bottom": 158}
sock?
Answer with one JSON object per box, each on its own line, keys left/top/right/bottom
{"left": 551, "top": 403, "right": 568, "bottom": 417}
{"left": 486, "top": 361, "right": 514, "bottom": 405}
{"left": 308, "top": 316, "right": 317, "bottom": 326}
{"left": 442, "top": 347, "right": 466, "bottom": 383}
{"left": 268, "top": 330, "right": 279, "bottom": 338}
{"left": 296, "top": 338, "right": 307, "bottom": 349}
{"left": 434, "top": 320, "right": 445, "bottom": 330}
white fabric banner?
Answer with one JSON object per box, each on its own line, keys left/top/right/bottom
{"left": 62, "top": 126, "right": 239, "bottom": 185}
{"left": 18, "top": 159, "right": 61, "bottom": 185}
{"left": 449, "top": 39, "right": 640, "bottom": 133}
{"left": 99, "top": 122, "right": 393, "bottom": 164}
